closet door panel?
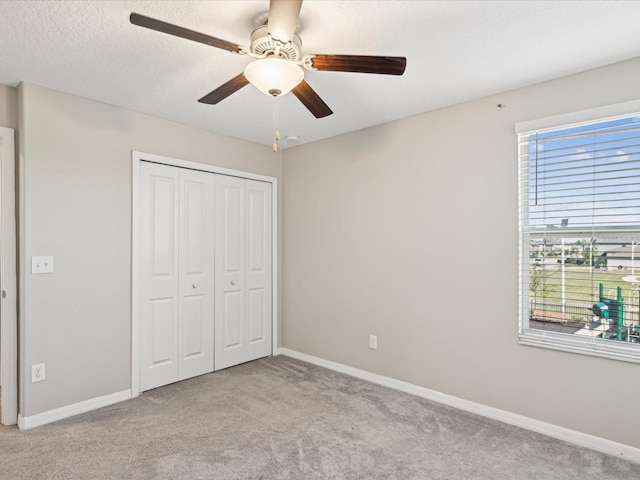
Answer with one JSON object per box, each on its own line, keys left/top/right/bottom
{"left": 245, "top": 180, "right": 272, "bottom": 360}
{"left": 215, "top": 175, "right": 247, "bottom": 370}
{"left": 178, "top": 169, "right": 215, "bottom": 381}
{"left": 139, "top": 163, "right": 180, "bottom": 391}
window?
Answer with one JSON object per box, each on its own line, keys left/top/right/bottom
{"left": 518, "top": 103, "right": 640, "bottom": 362}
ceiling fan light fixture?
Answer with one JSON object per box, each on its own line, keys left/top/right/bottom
{"left": 244, "top": 57, "right": 304, "bottom": 97}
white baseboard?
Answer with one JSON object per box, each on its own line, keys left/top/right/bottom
{"left": 18, "top": 389, "right": 131, "bottom": 430}
{"left": 280, "top": 348, "right": 640, "bottom": 464}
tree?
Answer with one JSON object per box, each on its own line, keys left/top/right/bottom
{"left": 582, "top": 241, "right": 598, "bottom": 266}
{"left": 529, "top": 265, "right": 556, "bottom": 306}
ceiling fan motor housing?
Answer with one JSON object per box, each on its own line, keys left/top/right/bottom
{"left": 250, "top": 25, "right": 302, "bottom": 60}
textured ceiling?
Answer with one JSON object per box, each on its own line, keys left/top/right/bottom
{"left": 1, "top": 1, "right": 640, "bottom": 148}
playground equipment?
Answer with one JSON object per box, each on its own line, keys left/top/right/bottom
{"left": 592, "top": 283, "right": 625, "bottom": 341}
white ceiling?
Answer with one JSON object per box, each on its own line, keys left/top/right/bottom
{"left": 2, "top": 1, "right": 640, "bottom": 149}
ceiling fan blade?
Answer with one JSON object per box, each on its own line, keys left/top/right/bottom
{"left": 130, "top": 13, "right": 243, "bottom": 53}
{"left": 292, "top": 80, "right": 333, "bottom": 119}
{"left": 198, "top": 73, "right": 250, "bottom": 104}
{"left": 308, "top": 54, "right": 407, "bottom": 75}
{"left": 267, "top": 0, "right": 303, "bottom": 44}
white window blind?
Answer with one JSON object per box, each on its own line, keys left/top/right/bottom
{"left": 518, "top": 110, "right": 640, "bottom": 362}
{"left": 522, "top": 117, "right": 640, "bottom": 231}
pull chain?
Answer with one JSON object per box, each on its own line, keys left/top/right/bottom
{"left": 272, "top": 96, "right": 280, "bottom": 153}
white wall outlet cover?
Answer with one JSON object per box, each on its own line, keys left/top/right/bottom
{"left": 31, "top": 363, "right": 46, "bottom": 383}
{"left": 31, "top": 256, "right": 54, "bottom": 274}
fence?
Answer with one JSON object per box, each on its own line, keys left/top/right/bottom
{"left": 530, "top": 300, "right": 640, "bottom": 326}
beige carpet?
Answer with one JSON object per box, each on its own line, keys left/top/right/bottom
{"left": 0, "top": 355, "right": 638, "bottom": 479}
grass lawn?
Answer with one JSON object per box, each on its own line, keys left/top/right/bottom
{"left": 530, "top": 265, "right": 640, "bottom": 308}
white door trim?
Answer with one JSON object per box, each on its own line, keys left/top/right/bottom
{"left": 131, "top": 151, "right": 278, "bottom": 397}
{"left": 0, "top": 126, "right": 18, "bottom": 425}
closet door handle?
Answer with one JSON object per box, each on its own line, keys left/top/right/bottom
{"left": 231, "top": 281, "right": 236, "bottom": 286}
{"left": 192, "top": 284, "right": 198, "bottom": 289}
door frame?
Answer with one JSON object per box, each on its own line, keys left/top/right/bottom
{"left": 0, "top": 126, "right": 18, "bottom": 425}
{"left": 131, "top": 151, "right": 278, "bottom": 397}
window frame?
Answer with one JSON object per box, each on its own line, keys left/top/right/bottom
{"left": 517, "top": 99, "right": 640, "bottom": 364}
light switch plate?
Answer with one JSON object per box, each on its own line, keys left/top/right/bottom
{"left": 32, "top": 256, "right": 54, "bottom": 274}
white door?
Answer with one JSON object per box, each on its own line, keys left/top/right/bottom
{"left": 215, "top": 175, "right": 272, "bottom": 370}
{"left": 0, "top": 126, "right": 17, "bottom": 426}
{"left": 139, "top": 162, "right": 215, "bottom": 391}
{"left": 245, "top": 179, "right": 273, "bottom": 361}
{"left": 177, "top": 168, "right": 215, "bottom": 380}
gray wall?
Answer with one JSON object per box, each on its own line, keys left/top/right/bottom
{"left": 18, "top": 83, "right": 282, "bottom": 416}
{"left": 10, "top": 55, "right": 640, "bottom": 448}
{"left": 281, "top": 56, "right": 640, "bottom": 449}
{"left": 0, "top": 84, "right": 18, "bottom": 128}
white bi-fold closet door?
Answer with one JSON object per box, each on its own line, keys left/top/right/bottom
{"left": 139, "top": 163, "right": 215, "bottom": 392}
{"left": 215, "top": 175, "right": 272, "bottom": 370}
{"left": 138, "top": 161, "right": 272, "bottom": 392}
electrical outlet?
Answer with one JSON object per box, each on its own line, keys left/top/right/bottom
{"left": 31, "top": 363, "right": 46, "bottom": 383}
{"left": 32, "top": 256, "right": 54, "bottom": 274}
{"left": 369, "top": 335, "right": 378, "bottom": 350}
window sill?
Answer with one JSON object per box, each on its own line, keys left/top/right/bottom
{"left": 519, "top": 329, "right": 640, "bottom": 364}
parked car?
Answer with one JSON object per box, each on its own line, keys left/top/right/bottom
{"left": 556, "top": 258, "right": 585, "bottom": 264}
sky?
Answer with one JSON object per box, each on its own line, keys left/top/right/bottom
{"left": 523, "top": 115, "right": 640, "bottom": 231}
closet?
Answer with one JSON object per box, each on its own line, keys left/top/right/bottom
{"left": 138, "top": 161, "right": 272, "bottom": 392}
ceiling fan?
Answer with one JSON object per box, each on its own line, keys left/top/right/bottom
{"left": 130, "top": 0, "right": 406, "bottom": 119}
